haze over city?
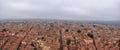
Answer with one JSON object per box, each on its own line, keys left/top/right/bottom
{"left": 0, "top": 0, "right": 120, "bottom": 50}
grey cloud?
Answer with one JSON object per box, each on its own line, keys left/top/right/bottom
{"left": 0, "top": 0, "right": 120, "bottom": 21}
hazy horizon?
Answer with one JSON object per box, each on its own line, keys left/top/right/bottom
{"left": 0, "top": 0, "right": 120, "bottom": 21}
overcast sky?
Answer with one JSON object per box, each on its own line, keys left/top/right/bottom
{"left": 0, "top": 0, "right": 120, "bottom": 21}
